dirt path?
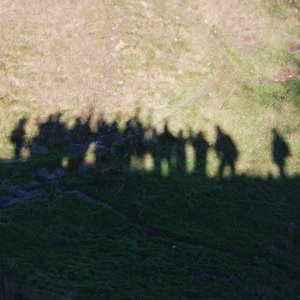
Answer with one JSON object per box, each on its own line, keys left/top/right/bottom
{"left": 153, "top": 30, "right": 230, "bottom": 128}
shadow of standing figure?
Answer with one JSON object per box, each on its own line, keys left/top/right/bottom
{"left": 68, "top": 116, "right": 93, "bottom": 171}
{"left": 175, "top": 130, "right": 187, "bottom": 173}
{"left": 31, "top": 113, "right": 68, "bottom": 148}
{"left": 191, "top": 131, "right": 210, "bottom": 177}
{"left": 10, "top": 118, "right": 27, "bottom": 159}
{"left": 215, "top": 126, "right": 239, "bottom": 178}
{"left": 161, "top": 121, "right": 176, "bottom": 172}
{"left": 124, "top": 111, "right": 145, "bottom": 157}
{"left": 272, "top": 129, "right": 291, "bottom": 178}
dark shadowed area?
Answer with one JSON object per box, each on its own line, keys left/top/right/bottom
{"left": 0, "top": 111, "right": 299, "bottom": 299}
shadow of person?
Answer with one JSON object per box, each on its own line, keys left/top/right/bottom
{"left": 191, "top": 131, "right": 210, "bottom": 177}
{"left": 175, "top": 130, "right": 187, "bottom": 173}
{"left": 10, "top": 118, "right": 27, "bottom": 159}
{"left": 68, "top": 116, "right": 93, "bottom": 171}
{"left": 26, "top": 113, "right": 70, "bottom": 171}
{"left": 31, "top": 113, "right": 68, "bottom": 148}
{"left": 214, "top": 126, "right": 239, "bottom": 179}
{"left": 148, "top": 127, "right": 160, "bottom": 172}
{"left": 271, "top": 128, "right": 291, "bottom": 178}
{"left": 161, "top": 120, "right": 176, "bottom": 172}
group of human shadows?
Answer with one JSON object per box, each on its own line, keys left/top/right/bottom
{"left": 9, "top": 112, "right": 291, "bottom": 179}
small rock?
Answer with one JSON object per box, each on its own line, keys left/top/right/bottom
{"left": 77, "top": 163, "right": 88, "bottom": 177}
{"left": 34, "top": 146, "right": 49, "bottom": 155}
{"left": 0, "top": 179, "right": 10, "bottom": 188}
{"left": 62, "top": 231, "right": 79, "bottom": 239}
{"left": 2, "top": 159, "right": 19, "bottom": 165}
{"left": 37, "top": 167, "right": 63, "bottom": 180}
{"left": 70, "top": 143, "right": 89, "bottom": 155}
{"left": 10, "top": 186, "right": 27, "bottom": 198}
{"left": 0, "top": 196, "right": 15, "bottom": 209}
{"left": 228, "top": 275, "right": 242, "bottom": 286}
{"left": 37, "top": 168, "right": 55, "bottom": 180}
{"left": 94, "top": 138, "right": 104, "bottom": 148}
{"left": 98, "top": 226, "right": 115, "bottom": 234}
{"left": 253, "top": 256, "right": 265, "bottom": 265}
{"left": 24, "top": 181, "right": 42, "bottom": 191}
{"left": 281, "top": 222, "right": 297, "bottom": 238}
{"left": 115, "top": 40, "right": 125, "bottom": 51}
{"left": 149, "top": 195, "right": 159, "bottom": 203}
{"left": 27, "top": 189, "right": 45, "bottom": 198}
{"left": 13, "top": 217, "right": 26, "bottom": 225}
{"left": 0, "top": 188, "right": 45, "bottom": 209}
{"left": 54, "top": 168, "right": 65, "bottom": 178}
{"left": 54, "top": 239, "right": 67, "bottom": 248}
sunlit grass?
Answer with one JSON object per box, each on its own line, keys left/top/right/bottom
{"left": 0, "top": 1, "right": 299, "bottom": 298}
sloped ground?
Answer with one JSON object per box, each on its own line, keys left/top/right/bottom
{"left": 0, "top": 112, "right": 299, "bottom": 299}
{"left": 0, "top": 0, "right": 299, "bottom": 175}
{"left": 0, "top": 0, "right": 299, "bottom": 299}
{"left": 0, "top": 175, "right": 299, "bottom": 299}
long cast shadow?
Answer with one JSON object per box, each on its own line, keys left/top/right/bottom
{"left": 271, "top": 128, "right": 291, "bottom": 179}
{"left": 7, "top": 112, "right": 295, "bottom": 181}
{"left": 0, "top": 111, "right": 299, "bottom": 300}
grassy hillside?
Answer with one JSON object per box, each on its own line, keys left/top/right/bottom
{"left": 0, "top": 0, "right": 299, "bottom": 175}
{"left": 0, "top": 0, "right": 299, "bottom": 299}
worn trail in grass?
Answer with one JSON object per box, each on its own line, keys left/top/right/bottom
{"left": 0, "top": 0, "right": 299, "bottom": 298}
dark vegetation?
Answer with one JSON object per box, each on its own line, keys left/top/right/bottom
{"left": 0, "top": 111, "right": 299, "bottom": 299}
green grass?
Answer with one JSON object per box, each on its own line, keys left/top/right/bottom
{"left": 0, "top": 0, "right": 299, "bottom": 298}
{"left": 0, "top": 126, "right": 299, "bottom": 299}
{"left": 0, "top": 160, "right": 299, "bottom": 299}
{"left": 240, "top": 78, "right": 300, "bottom": 111}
